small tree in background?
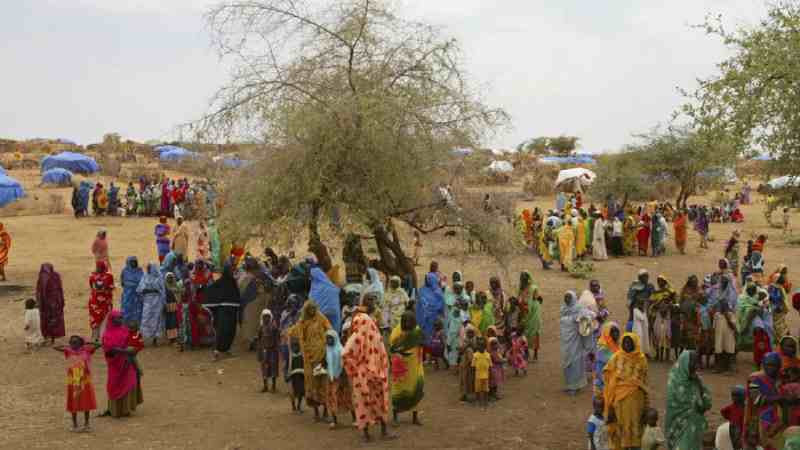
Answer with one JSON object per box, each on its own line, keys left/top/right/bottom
{"left": 589, "top": 152, "right": 654, "bottom": 208}
{"left": 516, "top": 135, "right": 580, "bottom": 157}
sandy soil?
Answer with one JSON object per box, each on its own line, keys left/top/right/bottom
{"left": 0, "top": 171, "right": 797, "bottom": 449}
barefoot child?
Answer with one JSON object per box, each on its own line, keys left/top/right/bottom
{"left": 54, "top": 336, "right": 100, "bottom": 432}
{"left": 719, "top": 386, "right": 745, "bottom": 448}
{"left": 488, "top": 337, "right": 505, "bottom": 400}
{"left": 24, "top": 298, "right": 44, "bottom": 350}
{"left": 652, "top": 306, "right": 670, "bottom": 362}
{"left": 641, "top": 408, "right": 665, "bottom": 450}
{"left": 472, "top": 336, "right": 491, "bottom": 409}
{"left": 430, "top": 319, "right": 447, "bottom": 370}
{"left": 257, "top": 309, "right": 280, "bottom": 393}
{"left": 509, "top": 329, "right": 528, "bottom": 376}
{"left": 459, "top": 325, "right": 477, "bottom": 402}
{"left": 126, "top": 320, "right": 144, "bottom": 377}
{"left": 587, "top": 396, "right": 609, "bottom": 450}
{"left": 287, "top": 336, "right": 305, "bottom": 413}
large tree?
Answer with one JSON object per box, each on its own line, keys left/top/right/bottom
{"left": 194, "top": 0, "right": 509, "bottom": 285}
{"left": 682, "top": 1, "right": 800, "bottom": 176}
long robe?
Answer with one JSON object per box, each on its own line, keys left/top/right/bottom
{"left": 592, "top": 218, "right": 608, "bottom": 260}
{"left": 557, "top": 224, "right": 575, "bottom": 268}
{"left": 289, "top": 303, "right": 332, "bottom": 406}
{"left": 343, "top": 312, "right": 390, "bottom": 430}
{"left": 172, "top": 223, "right": 190, "bottom": 259}
{"left": 603, "top": 333, "right": 649, "bottom": 450}
{"left": 36, "top": 263, "right": 65, "bottom": 339}
{"left": 674, "top": 214, "right": 688, "bottom": 252}
{"left": 390, "top": 325, "right": 425, "bottom": 413}
{"left": 203, "top": 264, "right": 241, "bottom": 352}
{"left": 665, "top": 351, "right": 712, "bottom": 450}
{"left": 560, "top": 293, "right": 591, "bottom": 391}
{"left": 416, "top": 273, "right": 444, "bottom": 344}
{"left": 0, "top": 225, "right": 11, "bottom": 268}
{"left": 137, "top": 264, "right": 166, "bottom": 339}
{"left": 120, "top": 257, "right": 145, "bottom": 325}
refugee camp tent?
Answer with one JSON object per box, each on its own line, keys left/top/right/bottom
{"left": 40, "top": 152, "right": 99, "bottom": 174}
{"left": 41, "top": 168, "right": 73, "bottom": 186}
{"left": 159, "top": 147, "right": 199, "bottom": 162}
{"left": 451, "top": 148, "right": 473, "bottom": 156}
{"left": 486, "top": 160, "right": 514, "bottom": 173}
{"left": 539, "top": 154, "right": 597, "bottom": 165}
{"left": 154, "top": 145, "right": 190, "bottom": 156}
{"left": 555, "top": 168, "right": 596, "bottom": 193}
{"left": 223, "top": 158, "right": 251, "bottom": 169}
{"left": 768, "top": 175, "right": 800, "bottom": 190}
{"left": 0, "top": 175, "right": 25, "bottom": 207}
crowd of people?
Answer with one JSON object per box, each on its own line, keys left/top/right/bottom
{"left": 71, "top": 177, "right": 220, "bottom": 221}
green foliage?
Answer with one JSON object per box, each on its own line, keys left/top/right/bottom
{"left": 516, "top": 135, "right": 580, "bottom": 157}
{"left": 682, "top": 2, "right": 800, "bottom": 177}
{"left": 589, "top": 152, "right": 654, "bottom": 204}
{"left": 569, "top": 261, "right": 594, "bottom": 279}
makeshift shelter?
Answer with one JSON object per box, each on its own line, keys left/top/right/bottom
{"left": 40, "top": 152, "right": 99, "bottom": 174}
{"left": 539, "top": 154, "right": 597, "bottom": 165}
{"left": 222, "top": 158, "right": 251, "bottom": 169}
{"left": 154, "top": 145, "right": 189, "bottom": 156}
{"left": 768, "top": 175, "right": 800, "bottom": 190}
{"left": 159, "top": 147, "right": 198, "bottom": 162}
{"left": 41, "top": 168, "right": 73, "bottom": 186}
{"left": 555, "top": 168, "right": 596, "bottom": 193}
{"left": 0, "top": 175, "right": 25, "bottom": 207}
{"left": 450, "top": 148, "right": 473, "bottom": 156}
{"left": 486, "top": 160, "right": 514, "bottom": 173}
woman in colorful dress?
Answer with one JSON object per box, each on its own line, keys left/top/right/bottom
{"left": 0, "top": 222, "right": 11, "bottom": 281}
{"left": 679, "top": 275, "right": 703, "bottom": 352}
{"left": 637, "top": 214, "right": 651, "bottom": 256}
{"left": 120, "top": 257, "right": 144, "bottom": 325}
{"left": 91, "top": 230, "right": 110, "bottom": 270}
{"left": 665, "top": 350, "right": 712, "bottom": 450}
{"left": 674, "top": 210, "right": 688, "bottom": 255}
{"left": 519, "top": 271, "right": 541, "bottom": 361}
{"left": 390, "top": 310, "right": 424, "bottom": 425}
{"left": 102, "top": 311, "right": 143, "bottom": 418}
{"left": 744, "top": 352, "right": 784, "bottom": 449}
{"left": 55, "top": 336, "right": 100, "bottom": 431}
{"left": 196, "top": 221, "right": 210, "bottom": 261}
{"left": 593, "top": 321, "right": 620, "bottom": 399}
{"left": 37, "top": 263, "right": 65, "bottom": 345}
{"left": 137, "top": 263, "right": 165, "bottom": 345}
{"left": 88, "top": 261, "right": 114, "bottom": 342}
{"left": 154, "top": 217, "right": 171, "bottom": 264}
{"left": 289, "top": 301, "right": 331, "bottom": 420}
{"left": 488, "top": 277, "right": 507, "bottom": 342}
{"left": 603, "top": 333, "right": 649, "bottom": 450}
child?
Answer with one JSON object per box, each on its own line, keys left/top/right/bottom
{"left": 324, "top": 329, "right": 353, "bottom": 429}
{"left": 641, "top": 408, "right": 665, "bottom": 450}
{"left": 24, "top": 298, "right": 44, "bottom": 351}
{"left": 669, "top": 303, "right": 683, "bottom": 361}
{"left": 472, "top": 336, "right": 491, "bottom": 409}
{"left": 697, "top": 296, "right": 713, "bottom": 370}
{"left": 488, "top": 337, "right": 505, "bottom": 400}
{"left": 632, "top": 299, "right": 650, "bottom": 356}
{"left": 713, "top": 301, "right": 737, "bottom": 373}
{"left": 505, "top": 297, "right": 521, "bottom": 341}
{"left": 54, "top": 336, "right": 100, "bottom": 432}
{"left": 652, "top": 305, "right": 670, "bottom": 362}
{"left": 286, "top": 336, "right": 305, "bottom": 413}
{"left": 509, "top": 329, "right": 528, "bottom": 376}
{"left": 719, "top": 386, "right": 745, "bottom": 448}
{"left": 459, "top": 325, "right": 477, "bottom": 402}
{"left": 126, "top": 320, "right": 144, "bottom": 378}
{"left": 412, "top": 231, "right": 422, "bottom": 266}
{"left": 429, "top": 319, "right": 447, "bottom": 370}
{"left": 587, "top": 396, "right": 609, "bottom": 450}
{"left": 257, "top": 309, "right": 280, "bottom": 393}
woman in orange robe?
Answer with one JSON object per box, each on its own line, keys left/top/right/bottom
{"left": 0, "top": 223, "right": 11, "bottom": 281}
{"left": 673, "top": 211, "right": 688, "bottom": 255}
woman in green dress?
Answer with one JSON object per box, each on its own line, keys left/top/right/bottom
{"left": 390, "top": 311, "right": 424, "bottom": 425}
{"left": 665, "top": 350, "right": 711, "bottom": 450}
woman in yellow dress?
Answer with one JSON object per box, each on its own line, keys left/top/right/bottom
{"left": 604, "top": 333, "right": 649, "bottom": 450}
{"left": 575, "top": 214, "right": 587, "bottom": 258}
{"left": 557, "top": 220, "right": 575, "bottom": 272}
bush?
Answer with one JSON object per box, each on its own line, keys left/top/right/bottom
{"left": 569, "top": 260, "right": 594, "bottom": 279}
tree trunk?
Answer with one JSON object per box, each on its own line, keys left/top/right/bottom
{"left": 370, "top": 220, "right": 418, "bottom": 288}
{"left": 307, "top": 200, "right": 332, "bottom": 273}
{"left": 343, "top": 233, "right": 368, "bottom": 284}
{"left": 676, "top": 185, "right": 687, "bottom": 210}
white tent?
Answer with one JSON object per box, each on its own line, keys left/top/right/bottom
{"left": 486, "top": 160, "right": 514, "bottom": 173}
{"left": 555, "top": 168, "right": 596, "bottom": 192}
{"left": 768, "top": 175, "right": 800, "bottom": 190}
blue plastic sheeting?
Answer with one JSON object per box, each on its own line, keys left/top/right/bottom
{"left": 41, "top": 152, "right": 100, "bottom": 174}
{"left": 41, "top": 168, "right": 73, "bottom": 185}
{"left": 451, "top": 148, "right": 473, "bottom": 156}
{"left": 222, "top": 158, "right": 251, "bottom": 169}
{"left": 539, "top": 154, "right": 597, "bottom": 165}
{"left": 154, "top": 145, "right": 189, "bottom": 156}
{"left": 0, "top": 166, "right": 6, "bottom": 175}
{"left": 159, "top": 147, "right": 198, "bottom": 162}
{"left": 751, "top": 154, "right": 773, "bottom": 161}
{"left": 0, "top": 175, "right": 25, "bottom": 207}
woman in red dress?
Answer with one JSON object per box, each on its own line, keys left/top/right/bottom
{"left": 636, "top": 214, "right": 651, "bottom": 256}
{"left": 177, "top": 260, "right": 215, "bottom": 349}
{"left": 88, "top": 261, "right": 114, "bottom": 342}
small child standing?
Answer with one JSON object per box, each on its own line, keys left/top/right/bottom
{"left": 459, "top": 325, "right": 477, "bottom": 402}
{"left": 488, "top": 337, "right": 505, "bottom": 400}
{"left": 472, "top": 337, "right": 491, "bottom": 409}
{"left": 126, "top": 320, "right": 144, "bottom": 377}
{"left": 287, "top": 337, "right": 305, "bottom": 414}
{"left": 587, "top": 396, "right": 609, "bottom": 450}
{"left": 258, "top": 309, "right": 280, "bottom": 393}
{"left": 652, "top": 306, "right": 670, "bottom": 362}
{"left": 430, "top": 319, "right": 447, "bottom": 370}
{"left": 669, "top": 303, "right": 683, "bottom": 361}
{"left": 641, "top": 408, "right": 665, "bottom": 450}
{"left": 54, "top": 336, "right": 101, "bottom": 432}
{"left": 719, "top": 386, "right": 745, "bottom": 449}
{"left": 509, "top": 329, "right": 528, "bottom": 376}
{"left": 412, "top": 231, "right": 422, "bottom": 267}
{"left": 713, "top": 301, "right": 737, "bottom": 373}
{"left": 24, "top": 298, "right": 44, "bottom": 351}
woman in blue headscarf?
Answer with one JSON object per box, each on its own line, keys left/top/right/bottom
{"left": 416, "top": 263, "right": 444, "bottom": 344}
{"left": 309, "top": 266, "right": 341, "bottom": 333}
{"left": 560, "top": 291, "right": 592, "bottom": 394}
{"left": 137, "top": 263, "right": 166, "bottom": 344}
{"left": 324, "top": 328, "right": 352, "bottom": 429}
{"left": 120, "top": 256, "right": 144, "bottom": 324}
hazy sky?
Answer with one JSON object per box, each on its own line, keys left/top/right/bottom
{"left": 0, "top": 0, "right": 767, "bottom": 152}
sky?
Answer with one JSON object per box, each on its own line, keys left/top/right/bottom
{"left": 0, "top": 0, "right": 769, "bottom": 152}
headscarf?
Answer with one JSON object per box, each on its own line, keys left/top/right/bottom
{"left": 290, "top": 301, "right": 331, "bottom": 364}
{"left": 362, "top": 268, "right": 384, "bottom": 301}
{"left": 280, "top": 294, "right": 303, "bottom": 334}
{"left": 665, "top": 351, "right": 711, "bottom": 450}
{"left": 603, "top": 332, "right": 648, "bottom": 414}
{"left": 778, "top": 335, "right": 800, "bottom": 375}
{"left": 342, "top": 311, "right": 389, "bottom": 383}
{"left": 416, "top": 272, "right": 444, "bottom": 343}
{"left": 101, "top": 310, "right": 138, "bottom": 400}
{"left": 325, "top": 329, "right": 344, "bottom": 381}
{"left": 138, "top": 263, "right": 164, "bottom": 293}
{"left": 560, "top": 291, "right": 587, "bottom": 370}
{"left": 598, "top": 321, "right": 621, "bottom": 354}
{"left": 204, "top": 261, "right": 241, "bottom": 306}
{"left": 308, "top": 267, "right": 341, "bottom": 332}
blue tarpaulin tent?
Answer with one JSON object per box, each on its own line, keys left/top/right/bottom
{"left": 41, "top": 168, "right": 73, "bottom": 186}
{"left": 0, "top": 175, "right": 25, "bottom": 207}
{"left": 222, "top": 158, "right": 251, "bottom": 169}
{"left": 41, "top": 152, "right": 99, "bottom": 174}
{"left": 159, "top": 147, "right": 198, "bottom": 162}
{"left": 540, "top": 154, "right": 597, "bottom": 165}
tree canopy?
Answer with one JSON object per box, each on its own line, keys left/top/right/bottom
{"left": 682, "top": 1, "right": 800, "bottom": 176}
{"left": 516, "top": 135, "right": 580, "bottom": 156}
{"left": 194, "top": 0, "right": 511, "bottom": 284}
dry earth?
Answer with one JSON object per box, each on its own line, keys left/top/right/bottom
{"left": 0, "top": 171, "right": 797, "bottom": 449}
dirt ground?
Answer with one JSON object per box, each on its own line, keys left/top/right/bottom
{"left": 0, "top": 171, "right": 797, "bottom": 449}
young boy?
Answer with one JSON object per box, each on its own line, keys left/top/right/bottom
{"left": 652, "top": 305, "right": 670, "bottom": 362}
{"left": 719, "top": 386, "right": 745, "bottom": 448}
{"left": 430, "top": 319, "right": 448, "bottom": 370}
{"left": 472, "top": 337, "right": 491, "bottom": 409}
{"left": 459, "top": 326, "right": 477, "bottom": 403}
{"left": 713, "top": 301, "right": 737, "bottom": 373}
{"left": 287, "top": 337, "right": 305, "bottom": 414}
{"left": 641, "top": 408, "right": 665, "bottom": 450}
{"left": 24, "top": 298, "right": 44, "bottom": 351}
{"left": 258, "top": 309, "right": 280, "bottom": 393}
{"left": 587, "top": 396, "right": 609, "bottom": 450}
